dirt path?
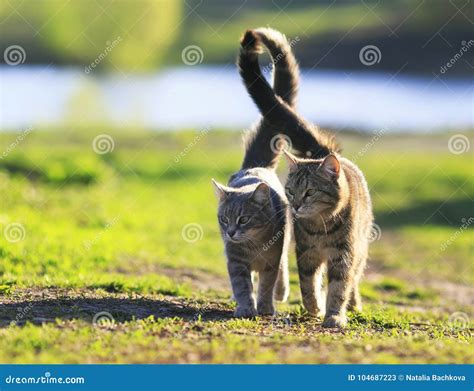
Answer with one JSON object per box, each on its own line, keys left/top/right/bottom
{"left": 0, "top": 288, "right": 234, "bottom": 328}
{"left": 2, "top": 264, "right": 471, "bottom": 330}
{"left": 151, "top": 264, "right": 474, "bottom": 308}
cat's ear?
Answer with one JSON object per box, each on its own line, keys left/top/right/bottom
{"left": 250, "top": 182, "right": 270, "bottom": 204}
{"left": 211, "top": 179, "right": 229, "bottom": 201}
{"left": 320, "top": 154, "right": 340, "bottom": 180}
{"left": 282, "top": 149, "right": 298, "bottom": 172}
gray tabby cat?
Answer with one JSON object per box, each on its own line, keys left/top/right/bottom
{"left": 239, "top": 29, "right": 373, "bottom": 328}
{"left": 284, "top": 153, "right": 373, "bottom": 328}
{"left": 212, "top": 28, "right": 300, "bottom": 317}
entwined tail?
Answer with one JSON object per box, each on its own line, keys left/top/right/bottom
{"left": 239, "top": 28, "right": 300, "bottom": 170}
{"left": 239, "top": 29, "right": 337, "bottom": 160}
{"left": 252, "top": 27, "right": 299, "bottom": 107}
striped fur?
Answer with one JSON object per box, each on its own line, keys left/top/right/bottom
{"left": 238, "top": 29, "right": 339, "bottom": 160}
{"left": 240, "top": 27, "right": 299, "bottom": 169}
{"left": 239, "top": 28, "right": 373, "bottom": 327}
{"left": 285, "top": 153, "right": 373, "bottom": 328}
{"left": 212, "top": 28, "right": 300, "bottom": 317}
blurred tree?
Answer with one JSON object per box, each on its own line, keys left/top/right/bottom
{"left": 1, "top": 0, "right": 471, "bottom": 74}
{"left": 0, "top": 0, "right": 182, "bottom": 71}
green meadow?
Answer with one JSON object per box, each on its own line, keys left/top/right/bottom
{"left": 0, "top": 128, "right": 472, "bottom": 363}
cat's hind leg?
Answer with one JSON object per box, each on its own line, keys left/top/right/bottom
{"left": 257, "top": 264, "right": 279, "bottom": 315}
{"left": 348, "top": 261, "right": 364, "bottom": 312}
{"left": 273, "top": 254, "right": 289, "bottom": 302}
{"left": 348, "top": 248, "right": 368, "bottom": 312}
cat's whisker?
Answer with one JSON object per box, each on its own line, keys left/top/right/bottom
{"left": 318, "top": 214, "right": 328, "bottom": 236}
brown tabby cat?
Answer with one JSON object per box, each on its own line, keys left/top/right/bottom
{"left": 239, "top": 28, "right": 373, "bottom": 328}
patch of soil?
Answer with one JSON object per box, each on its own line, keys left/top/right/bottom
{"left": 0, "top": 288, "right": 233, "bottom": 328}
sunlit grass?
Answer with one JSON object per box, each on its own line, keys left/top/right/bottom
{"left": 0, "top": 128, "right": 472, "bottom": 363}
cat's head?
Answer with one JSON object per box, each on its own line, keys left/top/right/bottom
{"left": 211, "top": 179, "right": 273, "bottom": 244}
{"left": 283, "top": 151, "right": 346, "bottom": 219}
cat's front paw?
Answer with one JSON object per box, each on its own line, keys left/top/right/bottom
{"left": 303, "top": 303, "right": 325, "bottom": 318}
{"left": 322, "top": 314, "right": 347, "bottom": 328}
{"left": 234, "top": 306, "right": 258, "bottom": 318}
{"left": 257, "top": 303, "right": 275, "bottom": 316}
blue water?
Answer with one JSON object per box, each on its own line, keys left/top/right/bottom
{"left": 0, "top": 65, "right": 472, "bottom": 132}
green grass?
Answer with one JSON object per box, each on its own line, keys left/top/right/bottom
{"left": 0, "top": 128, "right": 472, "bottom": 363}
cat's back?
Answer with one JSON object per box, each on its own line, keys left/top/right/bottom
{"left": 229, "top": 168, "right": 288, "bottom": 214}
{"left": 340, "top": 158, "right": 370, "bottom": 198}
{"left": 340, "top": 157, "right": 373, "bottom": 227}
{"left": 229, "top": 168, "right": 285, "bottom": 195}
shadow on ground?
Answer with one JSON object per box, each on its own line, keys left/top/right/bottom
{"left": 0, "top": 295, "right": 233, "bottom": 328}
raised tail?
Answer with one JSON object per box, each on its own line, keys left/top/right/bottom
{"left": 253, "top": 27, "right": 299, "bottom": 107}
{"left": 239, "top": 29, "right": 338, "bottom": 160}
{"left": 240, "top": 28, "right": 299, "bottom": 170}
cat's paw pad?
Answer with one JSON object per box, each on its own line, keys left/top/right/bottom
{"left": 234, "top": 306, "right": 258, "bottom": 318}
{"left": 322, "top": 314, "right": 347, "bottom": 328}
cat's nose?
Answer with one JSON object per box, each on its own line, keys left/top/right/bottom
{"left": 227, "top": 229, "right": 236, "bottom": 238}
{"left": 292, "top": 206, "right": 301, "bottom": 214}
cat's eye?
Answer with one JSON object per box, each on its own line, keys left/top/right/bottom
{"left": 237, "top": 216, "right": 250, "bottom": 225}
{"left": 305, "top": 189, "right": 317, "bottom": 198}
{"left": 219, "top": 216, "right": 229, "bottom": 225}
{"left": 285, "top": 188, "right": 294, "bottom": 196}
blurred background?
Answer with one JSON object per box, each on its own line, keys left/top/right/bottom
{"left": 0, "top": 0, "right": 473, "bottom": 364}
{"left": 1, "top": 0, "right": 473, "bottom": 132}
